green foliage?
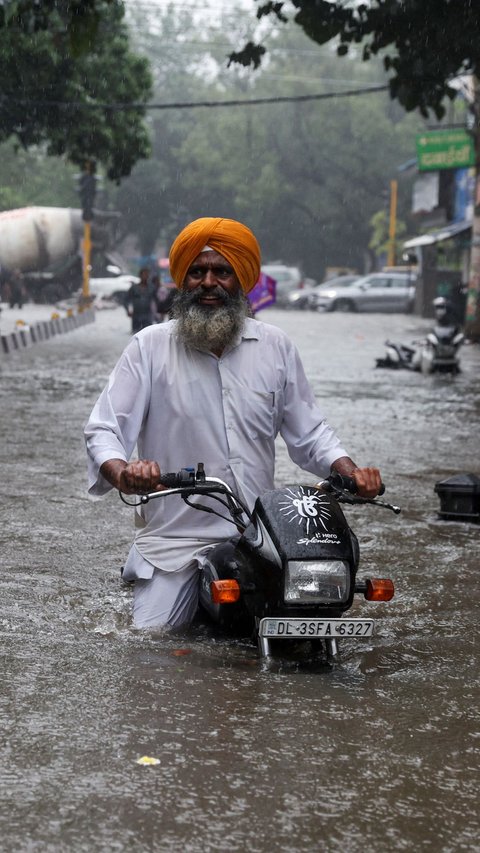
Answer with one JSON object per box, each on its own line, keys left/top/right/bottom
{"left": 0, "top": 0, "right": 119, "bottom": 55}
{"left": 229, "top": 42, "right": 266, "bottom": 71}
{"left": 114, "top": 8, "right": 422, "bottom": 268}
{"left": 0, "top": 1, "right": 152, "bottom": 180}
{"left": 0, "top": 139, "right": 78, "bottom": 209}
{"left": 369, "top": 210, "right": 407, "bottom": 259}
{"left": 233, "top": 0, "right": 480, "bottom": 118}
{"left": 114, "top": 157, "right": 173, "bottom": 256}
{"left": 0, "top": 4, "right": 423, "bottom": 273}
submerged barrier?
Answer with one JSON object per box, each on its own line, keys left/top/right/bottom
{"left": 0, "top": 308, "right": 96, "bottom": 355}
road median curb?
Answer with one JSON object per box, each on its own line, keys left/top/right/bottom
{"left": 1, "top": 308, "right": 96, "bottom": 355}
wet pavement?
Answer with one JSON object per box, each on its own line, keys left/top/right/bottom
{"left": 0, "top": 300, "right": 86, "bottom": 335}
{"left": 1, "top": 305, "right": 479, "bottom": 852}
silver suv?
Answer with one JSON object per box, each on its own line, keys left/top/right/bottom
{"left": 261, "top": 264, "right": 304, "bottom": 307}
{"left": 311, "top": 272, "right": 416, "bottom": 313}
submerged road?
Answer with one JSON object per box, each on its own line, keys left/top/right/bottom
{"left": 1, "top": 305, "right": 479, "bottom": 852}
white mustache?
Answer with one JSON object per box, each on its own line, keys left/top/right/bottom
{"left": 190, "top": 286, "right": 229, "bottom": 304}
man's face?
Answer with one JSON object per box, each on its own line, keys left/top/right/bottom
{"left": 174, "top": 250, "right": 248, "bottom": 353}
{"left": 183, "top": 251, "right": 241, "bottom": 306}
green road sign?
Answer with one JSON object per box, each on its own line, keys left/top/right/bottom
{"left": 416, "top": 129, "right": 475, "bottom": 171}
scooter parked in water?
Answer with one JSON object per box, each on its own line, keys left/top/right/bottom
{"left": 376, "top": 298, "right": 464, "bottom": 375}
{"left": 121, "top": 465, "right": 399, "bottom": 660}
{"left": 375, "top": 340, "right": 419, "bottom": 371}
{"left": 418, "top": 323, "right": 464, "bottom": 375}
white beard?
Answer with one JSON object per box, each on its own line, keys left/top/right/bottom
{"left": 172, "top": 287, "right": 249, "bottom": 352}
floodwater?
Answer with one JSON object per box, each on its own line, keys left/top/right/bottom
{"left": 1, "top": 306, "right": 479, "bottom": 852}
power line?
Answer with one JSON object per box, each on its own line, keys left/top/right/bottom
{"left": 1, "top": 84, "right": 389, "bottom": 112}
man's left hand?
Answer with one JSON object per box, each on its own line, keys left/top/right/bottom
{"left": 352, "top": 467, "right": 382, "bottom": 498}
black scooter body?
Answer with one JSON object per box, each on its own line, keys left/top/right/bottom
{"left": 200, "top": 485, "right": 359, "bottom": 634}
{"left": 129, "top": 466, "right": 397, "bottom": 658}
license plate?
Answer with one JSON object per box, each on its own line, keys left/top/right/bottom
{"left": 259, "top": 618, "right": 374, "bottom": 639}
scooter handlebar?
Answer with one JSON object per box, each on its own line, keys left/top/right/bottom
{"left": 158, "top": 468, "right": 386, "bottom": 496}
{"left": 158, "top": 472, "right": 188, "bottom": 489}
{"left": 326, "top": 471, "right": 385, "bottom": 496}
{"left": 122, "top": 463, "right": 399, "bottom": 515}
{"left": 158, "top": 467, "right": 198, "bottom": 489}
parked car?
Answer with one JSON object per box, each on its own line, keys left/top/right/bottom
{"left": 89, "top": 271, "right": 139, "bottom": 304}
{"left": 306, "top": 275, "right": 361, "bottom": 310}
{"left": 261, "top": 264, "right": 305, "bottom": 307}
{"left": 311, "top": 271, "right": 416, "bottom": 313}
{"left": 285, "top": 278, "right": 319, "bottom": 309}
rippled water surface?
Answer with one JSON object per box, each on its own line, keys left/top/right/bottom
{"left": 1, "top": 308, "right": 479, "bottom": 852}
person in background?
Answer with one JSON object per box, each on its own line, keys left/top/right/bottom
{"left": 152, "top": 273, "right": 175, "bottom": 323}
{"left": 432, "top": 296, "right": 460, "bottom": 328}
{"left": 8, "top": 269, "right": 26, "bottom": 309}
{"left": 124, "top": 267, "right": 155, "bottom": 333}
{"left": 85, "top": 216, "right": 382, "bottom": 629}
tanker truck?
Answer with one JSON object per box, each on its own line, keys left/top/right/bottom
{"left": 0, "top": 206, "right": 124, "bottom": 303}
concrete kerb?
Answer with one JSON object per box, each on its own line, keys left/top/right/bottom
{"left": 0, "top": 308, "right": 96, "bottom": 355}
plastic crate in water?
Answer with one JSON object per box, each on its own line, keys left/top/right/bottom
{"left": 434, "top": 473, "right": 480, "bottom": 522}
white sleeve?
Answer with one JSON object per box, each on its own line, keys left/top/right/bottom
{"left": 280, "top": 343, "right": 348, "bottom": 478}
{"left": 84, "top": 337, "right": 152, "bottom": 495}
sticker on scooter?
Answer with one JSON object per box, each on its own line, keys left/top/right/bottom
{"left": 297, "top": 532, "right": 340, "bottom": 546}
{"left": 279, "top": 486, "right": 332, "bottom": 535}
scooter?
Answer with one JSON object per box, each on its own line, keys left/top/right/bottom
{"left": 376, "top": 297, "right": 464, "bottom": 375}
{"left": 418, "top": 323, "right": 464, "bottom": 375}
{"left": 375, "top": 339, "right": 419, "bottom": 371}
{"left": 376, "top": 327, "right": 464, "bottom": 374}
{"left": 121, "top": 465, "right": 399, "bottom": 659}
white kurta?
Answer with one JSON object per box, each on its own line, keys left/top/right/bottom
{"left": 84, "top": 318, "right": 348, "bottom": 579}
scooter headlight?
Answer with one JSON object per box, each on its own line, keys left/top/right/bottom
{"left": 284, "top": 560, "right": 350, "bottom": 604}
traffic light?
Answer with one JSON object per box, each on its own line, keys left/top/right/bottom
{"left": 79, "top": 161, "right": 97, "bottom": 222}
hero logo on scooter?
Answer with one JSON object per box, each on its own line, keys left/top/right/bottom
{"left": 279, "top": 486, "right": 340, "bottom": 544}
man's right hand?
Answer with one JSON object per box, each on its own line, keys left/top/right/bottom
{"left": 100, "top": 458, "right": 164, "bottom": 494}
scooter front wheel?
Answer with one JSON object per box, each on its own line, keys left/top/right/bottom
{"left": 420, "top": 351, "right": 434, "bottom": 375}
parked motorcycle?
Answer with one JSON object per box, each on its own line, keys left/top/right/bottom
{"left": 419, "top": 322, "right": 464, "bottom": 375}
{"left": 376, "top": 299, "right": 464, "bottom": 375}
{"left": 375, "top": 339, "right": 419, "bottom": 371}
{"left": 376, "top": 328, "right": 464, "bottom": 374}
{"left": 121, "top": 465, "right": 399, "bottom": 659}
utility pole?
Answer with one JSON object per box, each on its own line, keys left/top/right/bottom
{"left": 387, "top": 179, "right": 398, "bottom": 267}
{"left": 465, "top": 77, "right": 480, "bottom": 341}
{"left": 82, "top": 221, "right": 92, "bottom": 303}
{"left": 78, "top": 159, "right": 97, "bottom": 305}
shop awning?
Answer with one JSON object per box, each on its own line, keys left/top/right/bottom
{"left": 404, "top": 220, "right": 472, "bottom": 249}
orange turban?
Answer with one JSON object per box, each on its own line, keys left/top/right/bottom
{"left": 169, "top": 217, "right": 261, "bottom": 294}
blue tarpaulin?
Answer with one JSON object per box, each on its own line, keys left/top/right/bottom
{"left": 248, "top": 273, "right": 276, "bottom": 313}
